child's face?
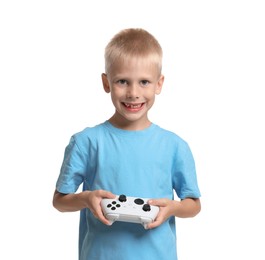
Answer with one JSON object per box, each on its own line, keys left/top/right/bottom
{"left": 102, "top": 57, "right": 164, "bottom": 130}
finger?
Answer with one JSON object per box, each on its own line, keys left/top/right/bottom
{"left": 105, "top": 191, "right": 116, "bottom": 199}
{"left": 148, "top": 199, "right": 167, "bottom": 207}
{"left": 99, "top": 190, "right": 116, "bottom": 199}
{"left": 93, "top": 206, "right": 112, "bottom": 225}
{"left": 147, "top": 218, "right": 163, "bottom": 229}
{"left": 146, "top": 210, "right": 165, "bottom": 229}
{"left": 97, "top": 211, "right": 112, "bottom": 226}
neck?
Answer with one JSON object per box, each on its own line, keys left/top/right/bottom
{"left": 108, "top": 116, "right": 151, "bottom": 131}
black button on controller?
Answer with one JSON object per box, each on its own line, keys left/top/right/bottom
{"left": 142, "top": 204, "right": 151, "bottom": 212}
{"left": 118, "top": 194, "right": 127, "bottom": 202}
{"left": 134, "top": 198, "right": 144, "bottom": 205}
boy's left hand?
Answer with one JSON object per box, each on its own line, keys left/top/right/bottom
{"left": 147, "top": 198, "right": 179, "bottom": 229}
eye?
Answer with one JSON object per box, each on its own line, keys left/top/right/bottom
{"left": 117, "top": 79, "right": 128, "bottom": 85}
{"left": 140, "top": 80, "right": 150, "bottom": 87}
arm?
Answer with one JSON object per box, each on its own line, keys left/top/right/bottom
{"left": 147, "top": 197, "right": 201, "bottom": 229}
{"left": 53, "top": 189, "right": 116, "bottom": 225}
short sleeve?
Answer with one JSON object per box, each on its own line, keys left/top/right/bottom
{"left": 172, "top": 141, "right": 201, "bottom": 199}
{"left": 56, "top": 136, "right": 87, "bottom": 194}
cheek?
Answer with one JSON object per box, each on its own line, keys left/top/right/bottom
{"left": 111, "top": 88, "right": 124, "bottom": 102}
{"left": 112, "top": 86, "right": 124, "bottom": 95}
{"left": 145, "top": 89, "right": 157, "bottom": 100}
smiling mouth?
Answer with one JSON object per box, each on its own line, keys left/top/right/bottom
{"left": 122, "top": 102, "right": 145, "bottom": 110}
{"left": 123, "top": 102, "right": 143, "bottom": 108}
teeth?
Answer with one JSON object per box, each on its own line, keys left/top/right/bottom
{"left": 124, "top": 103, "right": 142, "bottom": 108}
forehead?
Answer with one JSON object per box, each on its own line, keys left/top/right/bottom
{"left": 109, "top": 56, "right": 160, "bottom": 77}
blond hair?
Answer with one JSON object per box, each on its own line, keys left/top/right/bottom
{"left": 104, "top": 28, "right": 163, "bottom": 74}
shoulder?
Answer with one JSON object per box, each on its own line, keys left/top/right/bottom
{"left": 154, "top": 124, "right": 188, "bottom": 145}
{"left": 152, "top": 125, "right": 194, "bottom": 159}
{"left": 69, "top": 122, "right": 107, "bottom": 150}
{"left": 73, "top": 122, "right": 106, "bottom": 139}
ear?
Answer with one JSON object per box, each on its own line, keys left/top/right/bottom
{"left": 155, "top": 74, "right": 164, "bottom": 95}
{"left": 101, "top": 73, "right": 110, "bottom": 93}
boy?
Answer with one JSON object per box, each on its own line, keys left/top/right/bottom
{"left": 53, "top": 28, "right": 201, "bottom": 260}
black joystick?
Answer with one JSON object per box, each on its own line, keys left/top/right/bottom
{"left": 118, "top": 194, "right": 127, "bottom": 202}
{"left": 142, "top": 204, "right": 151, "bottom": 212}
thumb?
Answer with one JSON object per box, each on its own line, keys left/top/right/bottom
{"left": 148, "top": 198, "right": 167, "bottom": 207}
{"left": 103, "top": 191, "right": 116, "bottom": 199}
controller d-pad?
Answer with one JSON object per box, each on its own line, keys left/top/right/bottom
{"left": 134, "top": 198, "right": 144, "bottom": 205}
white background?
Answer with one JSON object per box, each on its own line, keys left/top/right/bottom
{"left": 1, "top": 0, "right": 264, "bottom": 259}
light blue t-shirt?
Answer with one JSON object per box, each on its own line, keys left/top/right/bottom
{"left": 56, "top": 121, "right": 201, "bottom": 260}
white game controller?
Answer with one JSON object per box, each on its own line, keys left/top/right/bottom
{"left": 101, "top": 194, "right": 159, "bottom": 229}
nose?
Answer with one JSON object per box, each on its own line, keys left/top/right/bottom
{"left": 126, "top": 83, "right": 140, "bottom": 99}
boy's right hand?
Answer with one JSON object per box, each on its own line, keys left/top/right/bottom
{"left": 85, "top": 190, "right": 116, "bottom": 225}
